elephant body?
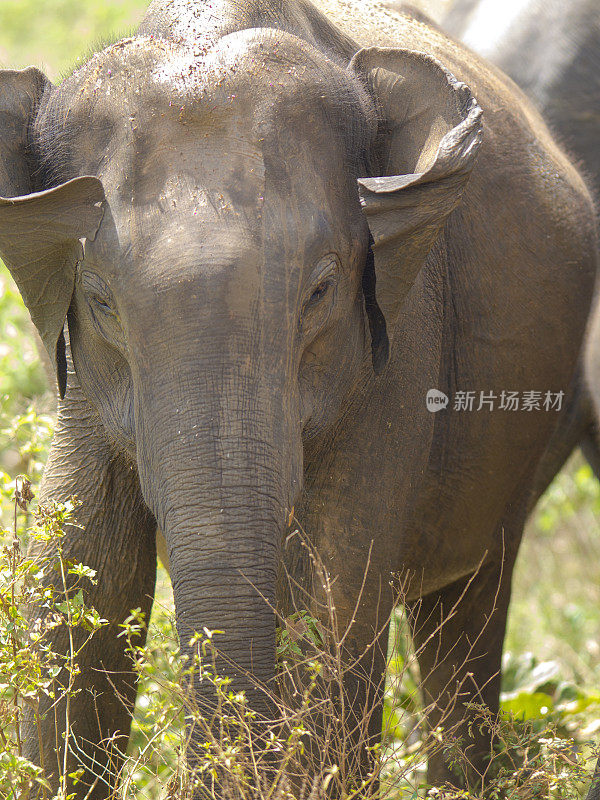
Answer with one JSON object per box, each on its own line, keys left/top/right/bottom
{"left": 0, "top": 0, "right": 597, "bottom": 795}
{"left": 440, "top": 4, "right": 600, "bottom": 684}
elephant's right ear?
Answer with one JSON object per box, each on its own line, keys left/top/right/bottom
{"left": 349, "top": 48, "right": 483, "bottom": 373}
{"left": 0, "top": 68, "right": 105, "bottom": 398}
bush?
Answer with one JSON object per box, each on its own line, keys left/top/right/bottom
{"left": 0, "top": 487, "right": 106, "bottom": 798}
{"left": 0, "top": 487, "right": 598, "bottom": 798}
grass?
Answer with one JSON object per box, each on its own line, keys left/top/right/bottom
{"left": 0, "top": 0, "right": 148, "bottom": 82}
{"left": 0, "top": 0, "right": 599, "bottom": 795}
{"left": 508, "top": 459, "right": 600, "bottom": 687}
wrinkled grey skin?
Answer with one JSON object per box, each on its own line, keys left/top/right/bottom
{"left": 0, "top": 0, "right": 597, "bottom": 796}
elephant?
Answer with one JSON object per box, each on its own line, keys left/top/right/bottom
{"left": 0, "top": 0, "right": 597, "bottom": 796}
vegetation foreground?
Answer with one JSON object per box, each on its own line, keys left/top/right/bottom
{"left": 0, "top": 459, "right": 599, "bottom": 798}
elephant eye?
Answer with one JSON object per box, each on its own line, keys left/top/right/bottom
{"left": 81, "top": 271, "right": 115, "bottom": 315}
{"left": 92, "top": 295, "right": 111, "bottom": 311}
{"left": 304, "top": 255, "right": 339, "bottom": 308}
{"left": 299, "top": 254, "right": 339, "bottom": 333}
{"left": 88, "top": 291, "right": 116, "bottom": 318}
{"left": 308, "top": 281, "right": 331, "bottom": 306}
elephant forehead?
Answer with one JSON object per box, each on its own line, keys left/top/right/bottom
{"left": 127, "top": 237, "right": 265, "bottom": 296}
{"left": 63, "top": 29, "right": 366, "bottom": 151}
{"left": 104, "top": 178, "right": 336, "bottom": 284}
{"left": 40, "top": 29, "right": 371, "bottom": 207}
{"left": 149, "top": 28, "right": 344, "bottom": 103}
{"left": 109, "top": 129, "right": 267, "bottom": 214}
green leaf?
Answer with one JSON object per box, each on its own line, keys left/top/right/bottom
{"left": 501, "top": 691, "right": 555, "bottom": 719}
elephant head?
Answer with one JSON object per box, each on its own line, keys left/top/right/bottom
{"left": 0, "top": 30, "right": 482, "bottom": 708}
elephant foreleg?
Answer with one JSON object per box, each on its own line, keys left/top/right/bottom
{"left": 22, "top": 384, "right": 156, "bottom": 799}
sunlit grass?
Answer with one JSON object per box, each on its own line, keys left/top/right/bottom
{"left": 0, "top": 0, "right": 148, "bottom": 81}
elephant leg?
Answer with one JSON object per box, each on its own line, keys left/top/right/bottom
{"left": 406, "top": 533, "right": 520, "bottom": 791}
{"left": 338, "top": 581, "right": 394, "bottom": 754}
{"left": 22, "top": 383, "right": 156, "bottom": 799}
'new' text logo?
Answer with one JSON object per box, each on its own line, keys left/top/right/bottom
{"left": 426, "top": 389, "right": 449, "bottom": 412}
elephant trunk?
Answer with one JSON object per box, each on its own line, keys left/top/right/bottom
{"left": 160, "top": 475, "right": 283, "bottom": 690}
{"left": 133, "top": 361, "right": 300, "bottom": 714}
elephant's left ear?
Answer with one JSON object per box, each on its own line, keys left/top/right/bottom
{"left": 0, "top": 68, "right": 105, "bottom": 398}
{"left": 0, "top": 178, "right": 105, "bottom": 398}
{"left": 349, "top": 47, "right": 483, "bottom": 373}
